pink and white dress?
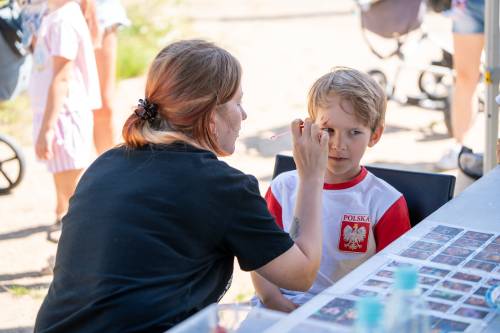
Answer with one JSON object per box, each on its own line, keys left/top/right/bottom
{"left": 29, "top": 1, "right": 101, "bottom": 173}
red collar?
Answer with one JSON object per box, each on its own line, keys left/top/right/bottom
{"left": 323, "top": 166, "right": 367, "bottom": 190}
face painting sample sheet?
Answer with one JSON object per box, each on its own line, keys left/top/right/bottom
{"left": 308, "top": 223, "right": 499, "bottom": 333}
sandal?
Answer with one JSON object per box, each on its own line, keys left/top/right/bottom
{"left": 47, "top": 219, "right": 62, "bottom": 243}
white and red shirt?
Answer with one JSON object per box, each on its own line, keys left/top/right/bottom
{"left": 265, "top": 167, "right": 411, "bottom": 304}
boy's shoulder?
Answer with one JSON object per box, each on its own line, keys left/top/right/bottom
{"left": 269, "top": 170, "right": 299, "bottom": 194}
{"left": 271, "top": 169, "right": 299, "bottom": 187}
{"left": 363, "top": 170, "right": 403, "bottom": 200}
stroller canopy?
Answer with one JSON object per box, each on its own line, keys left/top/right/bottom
{"left": 360, "top": 0, "right": 425, "bottom": 38}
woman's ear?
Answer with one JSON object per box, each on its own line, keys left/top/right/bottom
{"left": 368, "top": 125, "right": 384, "bottom": 147}
{"left": 209, "top": 112, "right": 218, "bottom": 139}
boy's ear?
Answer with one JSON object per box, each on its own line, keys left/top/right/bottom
{"left": 368, "top": 125, "right": 384, "bottom": 147}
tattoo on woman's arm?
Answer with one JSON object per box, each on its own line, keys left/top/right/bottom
{"left": 290, "top": 216, "right": 300, "bottom": 240}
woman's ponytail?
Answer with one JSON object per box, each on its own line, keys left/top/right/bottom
{"left": 122, "top": 112, "right": 149, "bottom": 148}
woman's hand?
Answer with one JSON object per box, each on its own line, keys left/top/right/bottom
{"left": 36, "top": 128, "right": 55, "bottom": 160}
{"left": 256, "top": 120, "right": 328, "bottom": 291}
{"left": 291, "top": 118, "right": 329, "bottom": 182}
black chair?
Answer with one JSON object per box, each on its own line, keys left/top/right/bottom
{"left": 272, "top": 154, "right": 456, "bottom": 227}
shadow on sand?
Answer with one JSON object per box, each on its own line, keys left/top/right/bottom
{"left": 0, "top": 327, "right": 33, "bottom": 333}
{"left": 0, "top": 225, "right": 50, "bottom": 242}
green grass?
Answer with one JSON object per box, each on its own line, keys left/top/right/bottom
{"left": 234, "top": 291, "right": 254, "bottom": 303}
{"left": 0, "top": 94, "right": 33, "bottom": 144}
{"left": 116, "top": 1, "right": 177, "bottom": 80}
{"left": 3, "top": 284, "right": 48, "bottom": 299}
{"left": 7, "top": 285, "right": 30, "bottom": 297}
{"left": 0, "top": 94, "right": 30, "bottom": 124}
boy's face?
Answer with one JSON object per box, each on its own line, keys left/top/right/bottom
{"left": 315, "top": 95, "right": 383, "bottom": 184}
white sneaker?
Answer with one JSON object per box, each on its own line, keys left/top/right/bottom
{"left": 436, "top": 145, "right": 461, "bottom": 170}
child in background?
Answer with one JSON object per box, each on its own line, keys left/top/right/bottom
{"left": 93, "top": 0, "right": 130, "bottom": 154}
{"left": 28, "top": 0, "right": 101, "bottom": 242}
{"left": 252, "top": 67, "right": 411, "bottom": 311}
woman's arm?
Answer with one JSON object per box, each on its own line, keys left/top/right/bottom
{"left": 251, "top": 271, "right": 298, "bottom": 312}
{"left": 35, "top": 56, "right": 72, "bottom": 160}
{"left": 256, "top": 119, "right": 328, "bottom": 291}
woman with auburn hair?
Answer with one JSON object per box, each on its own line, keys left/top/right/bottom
{"left": 35, "top": 39, "right": 329, "bottom": 332}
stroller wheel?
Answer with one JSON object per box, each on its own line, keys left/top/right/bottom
{"left": 368, "top": 69, "right": 389, "bottom": 97}
{"left": 0, "top": 133, "right": 25, "bottom": 194}
{"left": 418, "top": 70, "right": 452, "bottom": 101}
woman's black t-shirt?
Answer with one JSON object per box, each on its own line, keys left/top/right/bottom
{"left": 34, "top": 144, "right": 294, "bottom": 333}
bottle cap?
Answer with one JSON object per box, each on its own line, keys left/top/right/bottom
{"left": 395, "top": 266, "right": 418, "bottom": 290}
{"left": 356, "top": 296, "right": 383, "bottom": 327}
{"left": 486, "top": 285, "right": 500, "bottom": 311}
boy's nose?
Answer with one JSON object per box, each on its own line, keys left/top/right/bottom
{"left": 241, "top": 108, "right": 247, "bottom": 121}
{"left": 329, "top": 133, "right": 346, "bottom": 150}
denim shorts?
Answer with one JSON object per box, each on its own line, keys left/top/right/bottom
{"left": 452, "top": 0, "right": 485, "bottom": 34}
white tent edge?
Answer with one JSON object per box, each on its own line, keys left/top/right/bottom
{"left": 484, "top": 0, "right": 499, "bottom": 173}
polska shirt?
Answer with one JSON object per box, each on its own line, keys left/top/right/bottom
{"left": 265, "top": 167, "right": 411, "bottom": 304}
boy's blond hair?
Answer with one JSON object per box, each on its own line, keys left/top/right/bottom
{"left": 307, "top": 67, "right": 387, "bottom": 132}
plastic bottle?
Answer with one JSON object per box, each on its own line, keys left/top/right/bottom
{"left": 354, "top": 296, "right": 385, "bottom": 333}
{"left": 384, "top": 266, "right": 430, "bottom": 333}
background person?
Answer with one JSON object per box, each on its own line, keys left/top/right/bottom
{"left": 28, "top": 0, "right": 100, "bottom": 242}
{"left": 437, "top": 0, "right": 484, "bottom": 170}
{"left": 93, "top": 0, "right": 130, "bottom": 154}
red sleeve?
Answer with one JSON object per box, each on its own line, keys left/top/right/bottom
{"left": 374, "top": 196, "right": 411, "bottom": 252}
{"left": 264, "top": 187, "right": 283, "bottom": 229}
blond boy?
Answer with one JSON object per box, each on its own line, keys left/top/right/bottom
{"left": 252, "top": 67, "right": 411, "bottom": 311}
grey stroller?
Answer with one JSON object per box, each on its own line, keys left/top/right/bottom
{"left": 356, "top": 0, "right": 454, "bottom": 137}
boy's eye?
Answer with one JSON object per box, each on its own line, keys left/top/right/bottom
{"left": 321, "top": 128, "right": 334, "bottom": 133}
{"left": 350, "top": 130, "right": 362, "bottom": 135}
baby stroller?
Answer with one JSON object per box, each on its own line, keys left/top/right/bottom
{"left": 356, "top": 0, "right": 454, "bottom": 137}
{"left": 0, "top": 0, "right": 28, "bottom": 193}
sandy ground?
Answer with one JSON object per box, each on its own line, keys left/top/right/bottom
{"left": 0, "top": 1, "right": 493, "bottom": 331}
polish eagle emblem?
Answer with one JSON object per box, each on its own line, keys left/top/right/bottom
{"left": 343, "top": 223, "right": 367, "bottom": 250}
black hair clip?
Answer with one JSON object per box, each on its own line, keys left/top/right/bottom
{"left": 135, "top": 98, "right": 158, "bottom": 122}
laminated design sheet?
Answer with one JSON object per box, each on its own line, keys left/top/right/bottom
{"left": 309, "top": 224, "right": 500, "bottom": 332}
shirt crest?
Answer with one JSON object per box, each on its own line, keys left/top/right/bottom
{"left": 338, "top": 214, "right": 371, "bottom": 253}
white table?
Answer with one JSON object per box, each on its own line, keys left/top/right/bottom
{"left": 265, "top": 166, "right": 500, "bottom": 333}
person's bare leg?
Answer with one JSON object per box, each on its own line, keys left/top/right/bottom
{"left": 452, "top": 33, "right": 484, "bottom": 144}
{"left": 47, "top": 169, "right": 83, "bottom": 243}
{"left": 93, "top": 27, "right": 118, "bottom": 154}
{"left": 43, "top": 169, "right": 83, "bottom": 271}
{"left": 53, "top": 169, "right": 83, "bottom": 219}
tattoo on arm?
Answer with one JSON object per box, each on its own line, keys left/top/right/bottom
{"left": 290, "top": 216, "right": 301, "bottom": 240}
